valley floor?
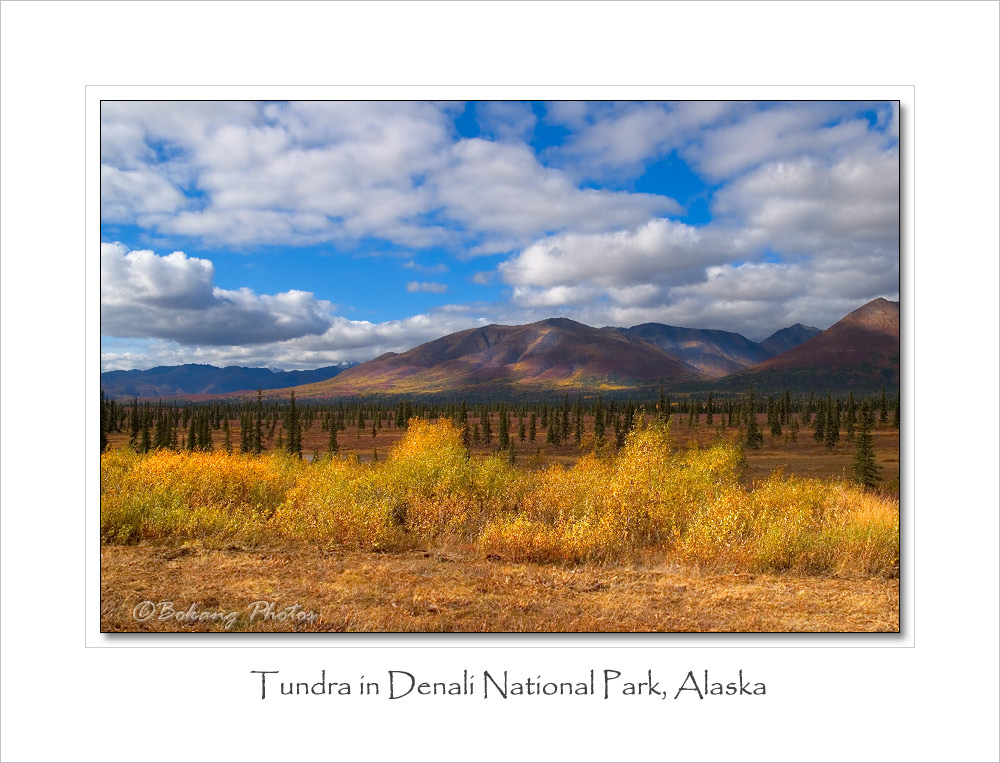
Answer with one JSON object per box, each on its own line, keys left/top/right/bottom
{"left": 101, "top": 543, "right": 899, "bottom": 633}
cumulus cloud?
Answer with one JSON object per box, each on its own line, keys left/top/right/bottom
{"left": 101, "top": 243, "right": 334, "bottom": 345}
{"left": 499, "top": 218, "right": 745, "bottom": 296}
{"left": 431, "top": 138, "right": 680, "bottom": 254}
{"left": 545, "top": 101, "right": 737, "bottom": 180}
{"left": 474, "top": 101, "right": 538, "bottom": 143}
{"left": 101, "top": 101, "right": 679, "bottom": 252}
{"left": 101, "top": 306, "right": 494, "bottom": 372}
{"left": 405, "top": 281, "right": 448, "bottom": 294}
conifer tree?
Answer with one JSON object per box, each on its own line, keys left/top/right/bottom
{"left": 768, "top": 395, "right": 782, "bottom": 437}
{"left": 518, "top": 416, "right": 526, "bottom": 442}
{"left": 498, "top": 405, "right": 510, "bottom": 450}
{"left": 222, "top": 419, "right": 232, "bottom": 453}
{"left": 252, "top": 389, "right": 264, "bottom": 455}
{"left": 824, "top": 393, "right": 839, "bottom": 450}
{"left": 892, "top": 396, "right": 900, "bottom": 428}
{"left": 844, "top": 392, "right": 857, "bottom": 442}
{"left": 286, "top": 391, "right": 302, "bottom": 458}
{"left": 878, "top": 385, "right": 889, "bottom": 425}
{"left": 482, "top": 411, "right": 492, "bottom": 445}
{"left": 852, "top": 401, "right": 880, "bottom": 489}
{"left": 529, "top": 412, "right": 537, "bottom": 442}
{"left": 100, "top": 391, "right": 109, "bottom": 452}
{"left": 706, "top": 392, "right": 714, "bottom": 427}
{"left": 328, "top": 421, "right": 339, "bottom": 454}
{"left": 745, "top": 385, "right": 763, "bottom": 449}
{"left": 813, "top": 398, "right": 826, "bottom": 443}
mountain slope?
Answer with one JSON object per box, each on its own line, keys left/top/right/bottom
{"left": 100, "top": 363, "right": 356, "bottom": 398}
{"left": 288, "top": 318, "right": 704, "bottom": 398}
{"left": 611, "top": 323, "right": 772, "bottom": 377}
{"left": 690, "top": 298, "right": 900, "bottom": 393}
{"left": 759, "top": 323, "right": 822, "bottom": 355}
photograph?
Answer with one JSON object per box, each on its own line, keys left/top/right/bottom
{"left": 99, "top": 100, "right": 901, "bottom": 633}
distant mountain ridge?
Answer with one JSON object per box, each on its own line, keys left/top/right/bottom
{"left": 684, "top": 298, "right": 900, "bottom": 394}
{"left": 286, "top": 318, "right": 704, "bottom": 398}
{"left": 759, "top": 323, "right": 822, "bottom": 355}
{"left": 100, "top": 362, "right": 357, "bottom": 398}
{"left": 609, "top": 323, "right": 773, "bottom": 377}
{"left": 105, "top": 301, "right": 897, "bottom": 400}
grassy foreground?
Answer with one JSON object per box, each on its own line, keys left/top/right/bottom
{"left": 101, "top": 418, "right": 899, "bottom": 631}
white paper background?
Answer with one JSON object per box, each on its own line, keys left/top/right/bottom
{"left": 2, "top": 2, "right": 998, "bottom": 761}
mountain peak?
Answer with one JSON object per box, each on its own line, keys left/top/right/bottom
{"left": 839, "top": 297, "right": 900, "bottom": 335}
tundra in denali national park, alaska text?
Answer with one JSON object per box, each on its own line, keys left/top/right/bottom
{"left": 250, "top": 669, "right": 766, "bottom": 700}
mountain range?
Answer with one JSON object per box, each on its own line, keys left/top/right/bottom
{"left": 679, "top": 298, "right": 900, "bottom": 394}
{"left": 99, "top": 362, "right": 356, "bottom": 398}
{"left": 101, "top": 298, "right": 899, "bottom": 399}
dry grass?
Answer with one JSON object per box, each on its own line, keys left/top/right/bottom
{"left": 100, "top": 543, "right": 899, "bottom": 633}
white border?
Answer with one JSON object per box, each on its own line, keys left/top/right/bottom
{"left": 3, "top": 2, "right": 997, "bottom": 761}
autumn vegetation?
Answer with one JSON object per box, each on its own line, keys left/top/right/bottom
{"left": 102, "top": 415, "right": 898, "bottom": 577}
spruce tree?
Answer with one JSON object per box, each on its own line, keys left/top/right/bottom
{"left": 328, "top": 422, "right": 339, "bottom": 455}
{"left": 824, "top": 394, "right": 839, "bottom": 450}
{"left": 813, "top": 398, "right": 826, "bottom": 443}
{"left": 482, "top": 411, "right": 492, "bottom": 445}
{"left": 844, "top": 392, "right": 857, "bottom": 442}
{"left": 529, "top": 412, "right": 537, "bottom": 442}
{"left": 706, "top": 392, "right": 714, "bottom": 427}
{"left": 878, "top": 386, "right": 889, "bottom": 425}
{"left": 253, "top": 389, "right": 264, "bottom": 455}
{"left": 745, "top": 386, "right": 763, "bottom": 449}
{"left": 768, "top": 395, "right": 782, "bottom": 438}
{"left": 852, "top": 401, "right": 880, "bottom": 488}
{"left": 100, "top": 391, "right": 109, "bottom": 452}
{"left": 288, "top": 392, "right": 303, "bottom": 457}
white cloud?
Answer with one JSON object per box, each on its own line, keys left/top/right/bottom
{"left": 474, "top": 101, "right": 538, "bottom": 143}
{"left": 545, "top": 101, "right": 737, "bottom": 180}
{"left": 405, "top": 281, "right": 448, "bottom": 294}
{"left": 101, "top": 306, "right": 494, "bottom": 371}
{"left": 499, "top": 218, "right": 744, "bottom": 294}
{"left": 402, "top": 259, "right": 448, "bottom": 274}
{"left": 683, "top": 102, "right": 895, "bottom": 180}
{"left": 101, "top": 101, "right": 680, "bottom": 252}
{"left": 101, "top": 243, "right": 334, "bottom": 345}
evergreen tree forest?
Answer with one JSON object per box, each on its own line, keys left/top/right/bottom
{"left": 100, "top": 387, "right": 900, "bottom": 492}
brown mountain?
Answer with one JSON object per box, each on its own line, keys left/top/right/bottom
{"left": 692, "top": 298, "right": 900, "bottom": 393}
{"left": 288, "top": 317, "right": 704, "bottom": 398}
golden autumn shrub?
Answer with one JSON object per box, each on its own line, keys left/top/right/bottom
{"left": 101, "top": 416, "right": 899, "bottom": 577}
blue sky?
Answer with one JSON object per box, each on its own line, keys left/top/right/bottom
{"left": 101, "top": 100, "right": 899, "bottom": 370}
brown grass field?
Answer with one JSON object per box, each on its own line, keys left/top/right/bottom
{"left": 102, "top": 413, "right": 900, "bottom": 633}
{"left": 101, "top": 544, "right": 899, "bottom": 633}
